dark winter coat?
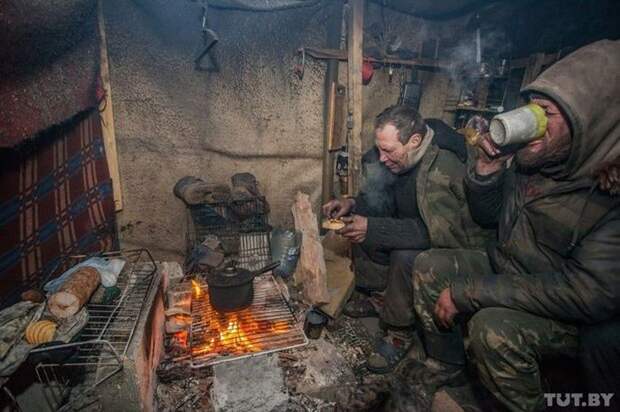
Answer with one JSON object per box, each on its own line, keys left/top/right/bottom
{"left": 453, "top": 39, "right": 620, "bottom": 324}
{"left": 356, "top": 119, "right": 492, "bottom": 252}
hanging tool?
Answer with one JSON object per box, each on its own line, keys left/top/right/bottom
{"left": 335, "top": 150, "right": 349, "bottom": 196}
{"left": 294, "top": 48, "right": 305, "bottom": 79}
{"left": 195, "top": 4, "right": 220, "bottom": 72}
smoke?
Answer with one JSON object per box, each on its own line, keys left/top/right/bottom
{"left": 358, "top": 157, "right": 397, "bottom": 214}
{"left": 446, "top": 24, "right": 512, "bottom": 96}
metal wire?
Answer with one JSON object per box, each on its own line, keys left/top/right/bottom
{"left": 32, "top": 249, "right": 158, "bottom": 407}
{"left": 189, "top": 274, "right": 307, "bottom": 369}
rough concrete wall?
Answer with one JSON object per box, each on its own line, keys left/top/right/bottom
{"left": 105, "top": 0, "right": 452, "bottom": 260}
{"left": 105, "top": 0, "right": 330, "bottom": 259}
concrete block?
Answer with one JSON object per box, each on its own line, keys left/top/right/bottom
{"left": 212, "top": 353, "right": 288, "bottom": 412}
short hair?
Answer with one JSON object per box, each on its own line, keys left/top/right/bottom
{"left": 374, "top": 105, "right": 427, "bottom": 144}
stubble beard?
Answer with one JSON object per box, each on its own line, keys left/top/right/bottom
{"left": 516, "top": 133, "right": 572, "bottom": 173}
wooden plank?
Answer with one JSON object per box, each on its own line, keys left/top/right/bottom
{"left": 320, "top": 2, "right": 343, "bottom": 212}
{"left": 291, "top": 192, "right": 330, "bottom": 304}
{"left": 322, "top": 81, "right": 337, "bottom": 210}
{"left": 331, "top": 85, "right": 347, "bottom": 150}
{"left": 302, "top": 46, "right": 448, "bottom": 69}
{"left": 98, "top": 0, "right": 123, "bottom": 211}
{"left": 325, "top": 81, "right": 337, "bottom": 151}
{"left": 347, "top": 0, "right": 364, "bottom": 196}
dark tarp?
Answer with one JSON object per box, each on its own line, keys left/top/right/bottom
{"left": 0, "top": 0, "right": 102, "bottom": 147}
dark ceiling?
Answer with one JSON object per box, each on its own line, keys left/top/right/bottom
{"left": 370, "top": 0, "right": 500, "bottom": 20}
{"left": 373, "top": 0, "right": 620, "bottom": 58}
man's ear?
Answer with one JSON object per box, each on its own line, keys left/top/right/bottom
{"left": 407, "top": 133, "right": 423, "bottom": 148}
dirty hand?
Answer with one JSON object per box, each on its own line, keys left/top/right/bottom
{"left": 322, "top": 198, "right": 356, "bottom": 219}
{"left": 337, "top": 215, "right": 368, "bottom": 243}
{"left": 597, "top": 161, "right": 620, "bottom": 195}
{"left": 475, "top": 134, "right": 513, "bottom": 176}
{"left": 434, "top": 288, "right": 459, "bottom": 329}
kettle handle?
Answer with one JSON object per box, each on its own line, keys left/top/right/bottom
{"left": 252, "top": 261, "right": 280, "bottom": 277}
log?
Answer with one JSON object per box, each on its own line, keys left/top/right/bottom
{"left": 48, "top": 266, "right": 101, "bottom": 318}
{"left": 291, "top": 192, "right": 330, "bottom": 304}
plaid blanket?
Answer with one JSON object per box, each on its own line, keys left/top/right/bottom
{"left": 0, "top": 111, "right": 117, "bottom": 308}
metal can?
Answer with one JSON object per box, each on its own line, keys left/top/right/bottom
{"left": 489, "top": 103, "right": 548, "bottom": 146}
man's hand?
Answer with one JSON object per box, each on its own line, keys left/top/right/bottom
{"left": 597, "top": 160, "right": 620, "bottom": 195}
{"left": 434, "top": 288, "right": 459, "bottom": 329}
{"left": 337, "top": 214, "right": 368, "bottom": 243}
{"left": 475, "top": 134, "right": 513, "bottom": 176}
{"left": 322, "top": 198, "right": 356, "bottom": 219}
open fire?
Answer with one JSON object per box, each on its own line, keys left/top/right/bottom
{"left": 180, "top": 275, "right": 307, "bottom": 367}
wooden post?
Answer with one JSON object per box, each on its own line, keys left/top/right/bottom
{"left": 347, "top": 0, "right": 364, "bottom": 196}
{"left": 321, "top": 1, "right": 343, "bottom": 211}
{"left": 98, "top": 0, "right": 123, "bottom": 211}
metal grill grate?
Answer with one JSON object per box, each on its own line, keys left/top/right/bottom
{"left": 32, "top": 249, "right": 158, "bottom": 409}
{"left": 235, "top": 232, "right": 271, "bottom": 271}
{"left": 190, "top": 274, "right": 307, "bottom": 368}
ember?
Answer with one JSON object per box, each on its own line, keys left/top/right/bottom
{"left": 188, "top": 275, "right": 307, "bottom": 367}
{"left": 192, "top": 282, "right": 289, "bottom": 356}
{"left": 191, "top": 279, "right": 202, "bottom": 298}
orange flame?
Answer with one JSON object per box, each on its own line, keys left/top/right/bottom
{"left": 173, "top": 330, "right": 189, "bottom": 348}
{"left": 191, "top": 292, "right": 294, "bottom": 358}
{"left": 191, "top": 280, "right": 202, "bottom": 298}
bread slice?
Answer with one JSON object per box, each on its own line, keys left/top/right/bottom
{"left": 321, "top": 218, "right": 345, "bottom": 231}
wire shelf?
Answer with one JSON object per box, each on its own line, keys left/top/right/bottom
{"left": 31, "top": 249, "right": 158, "bottom": 410}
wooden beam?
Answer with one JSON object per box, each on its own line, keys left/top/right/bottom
{"left": 347, "top": 0, "right": 364, "bottom": 196}
{"left": 302, "top": 46, "right": 448, "bottom": 70}
{"left": 321, "top": 1, "right": 343, "bottom": 214}
{"left": 98, "top": 0, "right": 123, "bottom": 211}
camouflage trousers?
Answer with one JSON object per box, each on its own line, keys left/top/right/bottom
{"left": 412, "top": 249, "right": 579, "bottom": 412}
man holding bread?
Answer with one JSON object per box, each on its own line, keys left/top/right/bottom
{"left": 322, "top": 105, "right": 491, "bottom": 372}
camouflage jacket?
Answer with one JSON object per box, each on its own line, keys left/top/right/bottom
{"left": 416, "top": 142, "right": 492, "bottom": 249}
{"left": 357, "top": 120, "right": 492, "bottom": 251}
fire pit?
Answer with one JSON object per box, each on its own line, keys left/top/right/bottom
{"left": 186, "top": 274, "right": 307, "bottom": 368}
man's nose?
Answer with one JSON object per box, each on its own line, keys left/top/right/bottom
{"left": 379, "top": 152, "right": 388, "bottom": 162}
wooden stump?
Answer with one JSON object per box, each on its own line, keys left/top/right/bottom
{"left": 291, "top": 192, "right": 330, "bottom": 304}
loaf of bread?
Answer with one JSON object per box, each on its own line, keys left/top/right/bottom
{"left": 48, "top": 266, "right": 101, "bottom": 318}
